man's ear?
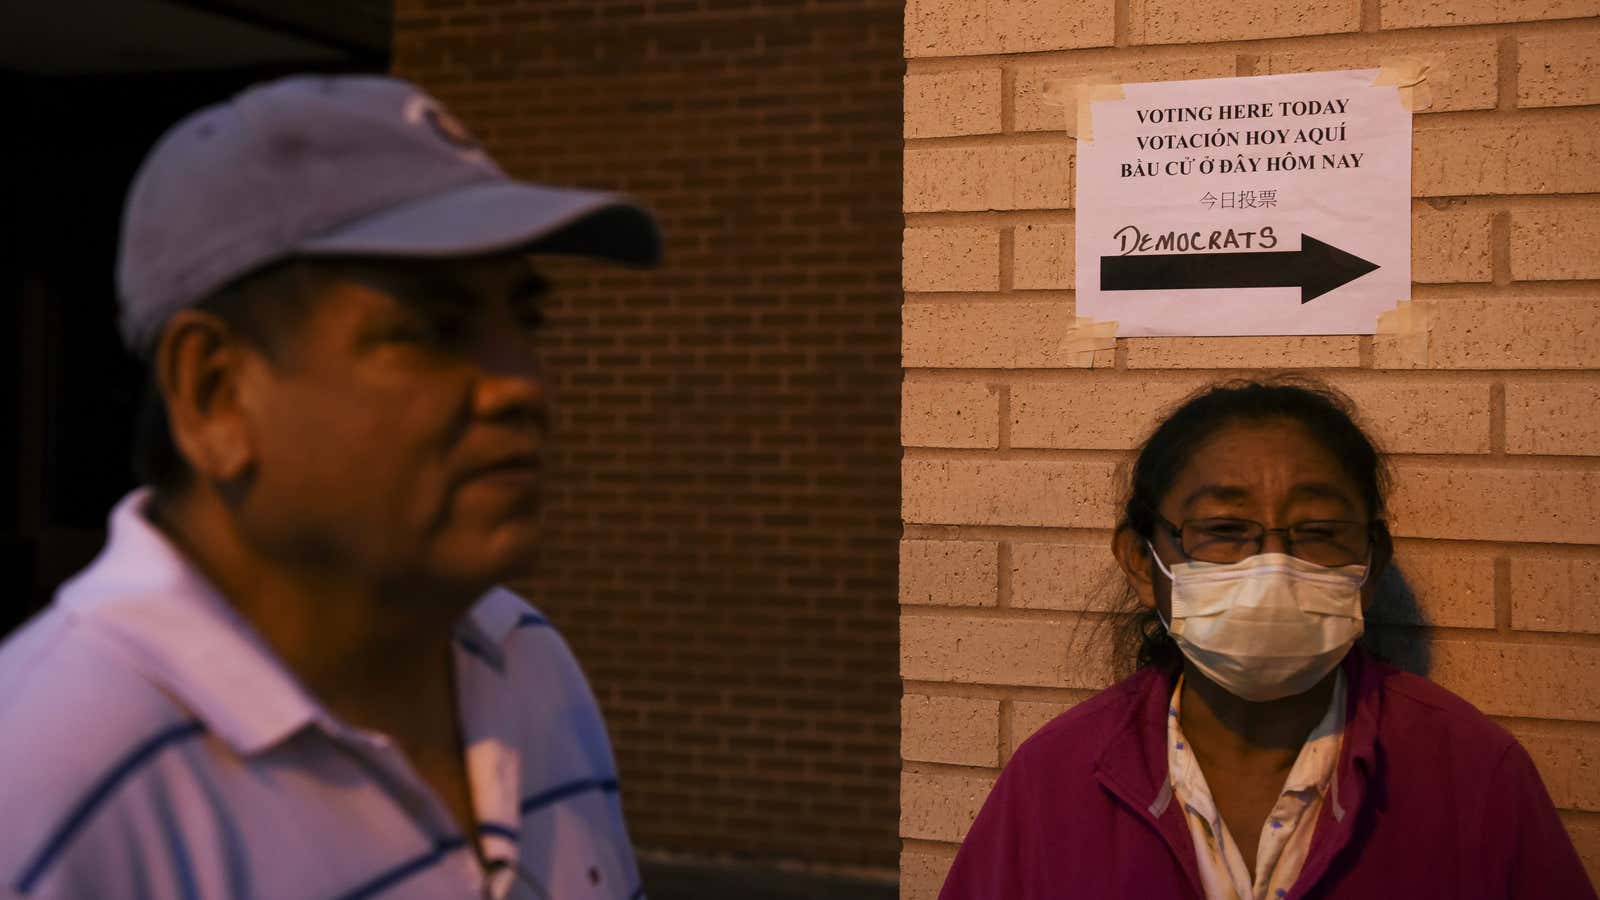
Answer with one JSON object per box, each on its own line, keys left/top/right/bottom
{"left": 154, "top": 311, "right": 257, "bottom": 486}
{"left": 1361, "top": 520, "right": 1395, "bottom": 612}
{"left": 1112, "top": 524, "right": 1158, "bottom": 611}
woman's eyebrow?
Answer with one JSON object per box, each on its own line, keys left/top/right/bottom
{"left": 1180, "top": 484, "right": 1253, "bottom": 509}
{"left": 1287, "top": 482, "right": 1360, "bottom": 506}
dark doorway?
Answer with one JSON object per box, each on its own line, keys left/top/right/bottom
{"left": 1, "top": 0, "right": 388, "bottom": 637}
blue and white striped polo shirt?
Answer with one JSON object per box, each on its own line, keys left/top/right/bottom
{"left": 0, "top": 489, "right": 644, "bottom": 899}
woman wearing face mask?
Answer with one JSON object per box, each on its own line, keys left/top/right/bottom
{"left": 937, "top": 377, "right": 1595, "bottom": 900}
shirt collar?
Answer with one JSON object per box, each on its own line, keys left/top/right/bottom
{"left": 456, "top": 586, "right": 540, "bottom": 672}
{"left": 56, "top": 489, "right": 326, "bottom": 756}
{"left": 58, "top": 489, "right": 543, "bottom": 756}
{"left": 1165, "top": 669, "right": 1348, "bottom": 803}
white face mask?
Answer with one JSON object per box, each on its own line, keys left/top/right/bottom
{"left": 1150, "top": 549, "right": 1368, "bottom": 702}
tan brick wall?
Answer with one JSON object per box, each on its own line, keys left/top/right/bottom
{"left": 900, "top": 3, "right": 1600, "bottom": 895}
{"left": 392, "top": 0, "right": 904, "bottom": 871}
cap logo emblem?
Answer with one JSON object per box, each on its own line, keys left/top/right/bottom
{"left": 404, "top": 94, "right": 485, "bottom": 157}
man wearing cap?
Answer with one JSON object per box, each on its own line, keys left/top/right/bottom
{"left": 0, "top": 76, "right": 659, "bottom": 899}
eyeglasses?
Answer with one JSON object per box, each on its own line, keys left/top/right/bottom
{"left": 1154, "top": 514, "right": 1374, "bottom": 567}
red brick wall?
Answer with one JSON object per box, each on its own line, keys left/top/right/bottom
{"left": 392, "top": 0, "right": 904, "bottom": 869}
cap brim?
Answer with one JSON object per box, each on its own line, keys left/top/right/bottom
{"left": 295, "top": 180, "right": 661, "bottom": 266}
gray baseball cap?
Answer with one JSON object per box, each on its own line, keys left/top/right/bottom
{"left": 116, "top": 74, "right": 661, "bottom": 355}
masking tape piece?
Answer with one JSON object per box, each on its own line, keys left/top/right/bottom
{"left": 1372, "top": 58, "right": 1435, "bottom": 113}
{"left": 1042, "top": 74, "right": 1125, "bottom": 142}
{"left": 1373, "top": 300, "right": 1430, "bottom": 369}
{"left": 1064, "top": 317, "right": 1119, "bottom": 367}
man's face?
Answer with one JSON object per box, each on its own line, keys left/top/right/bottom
{"left": 233, "top": 253, "right": 550, "bottom": 597}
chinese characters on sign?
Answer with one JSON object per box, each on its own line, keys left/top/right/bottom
{"left": 1200, "top": 190, "right": 1279, "bottom": 210}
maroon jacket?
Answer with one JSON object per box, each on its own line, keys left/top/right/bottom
{"left": 939, "top": 648, "right": 1595, "bottom": 899}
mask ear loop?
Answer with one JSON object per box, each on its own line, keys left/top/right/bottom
{"left": 1145, "top": 540, "right": 1176, "bottom": 579}
{"left": 1145, "top": 540, "right": 1175, "bottom": 632}
{"left": 1355, "top": 549, "right": 1375, "bottom": 588}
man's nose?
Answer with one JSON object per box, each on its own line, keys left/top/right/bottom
{"left": 473, "top": 329, "right": 546, "bottom": 423}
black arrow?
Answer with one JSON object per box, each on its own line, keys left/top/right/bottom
{"left": 1100, "top": 235, "right": 1380, "bottom": 303}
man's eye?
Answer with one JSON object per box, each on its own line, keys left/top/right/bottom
{"left": 1197, "top": 520, "right": 1253, "bottom": 538}
{"left": 431, "top": 316, "right": 469, "bottom": 341}
{"left": 393, "top": 315, "right": 468, "bottom": 344}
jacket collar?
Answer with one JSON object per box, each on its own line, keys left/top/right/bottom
{"left": 56, "top": 489, "right": 538, "bottom": 757}
{"left": 1292, "top": 647, "right": 1384, "bottom": 891}
{"left": 1092, "top": 664, "right": 1205, "bottom": 897}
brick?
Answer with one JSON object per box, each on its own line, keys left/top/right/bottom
{"left": 1013, "top": 57, "right": 1238, "bottom": 133}
{"left": 1012, "top": 541, "right": 1123, "bottom": 610}
{"left": 1010, "top": 698, "right": 1079, "bottom": 757}
{"left": 1328, "top": 377, "right": 1491, "bottom": 454}
{"left": 905, "top": 144, "right": 1074, "bottom": 213}
{"left": 905, "top": 69, "right": 1003, "bottom": 138}
{"left": 1429, "top": 640, "right": 1600, "bottom": 723}
{"left": 900, "top": 539, "right": 1000, "bottom": 606}
{"left": 903, "top": 301, "right": 1082, "bottom": 369}
{"left": 1395, "top": 298, "right": 1600, "bottom": 370}
{"left": 1507, "top": 381, "right": 1600, "bottom": 456}
{"left": 1509, "top": 726, "right": 1600, "bottom": 812}
{"left": 1124, "top": 336, "right": 1362, "bottom": 369}
{"left": 1383, "top": 0, "right": 1600, "bottom": 28}
{"left": 902, "top": 614, "right": 1117, "bottom": 688}
{"left": 1388, "top": 462, "right": 1600, "bottom": 544}
{"left": 1564, "top": 815, "right": 1600, "bottom": 888}
{"left": 1010, "top": 375, "right": 1203, "bottom": 450}
{"left": 1375, "top": 544, "right": 1497, "bottom": 629}
{"left": 902, "top": 694, "right": 1001, "bottom": 766}
{"left": 1128, "top": 0, "right": 1359, "bottom": 44}
{"left": 1519, "top": 32, "right": 1600, "bottom": 109}
{"left": 900, "top": 770, "right": 997, "bottom": 842}
{"left": 1511, "top": 205, "right": 1600, "bottom": 282}
{"left": 1261, "top": 38, "right": 1498, "bottom": 114}
{"left": 1510, "top": 555, "right": 1600, "bottom": 635}
{"left": 1012, "top": 224, "right": 1075, "bottom": 290}
{"left": 901, "top": 847, "right": 958, "bottom": 900}
{"left": 1413, "top": 205, "right": 1493, "bottom": 284}
{"left": 1415, "top": 118, "right": 1600, "bottom": 197}
{"left": 904, "top": 227, "right": 1002, "bottom": 292}
{"left": 902, "top": 457, "right": 1122, "bottom": 528}
{"left": 903, "top": 380, "right": 1002, "bottom": 448}
{"left": 905, "top": 0, "right": 1116, "bottom": 58}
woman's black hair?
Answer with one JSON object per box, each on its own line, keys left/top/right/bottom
{"left": 1109, "top": 374, "right": 1392, "bottom": 678}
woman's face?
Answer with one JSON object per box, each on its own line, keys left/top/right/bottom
{"left": 1114, "top": 417, "right": 1390, "bottom": 620}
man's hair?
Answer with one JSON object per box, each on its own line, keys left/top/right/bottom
{"left": 132, "top": 259, "right": 330, "bottom": 494}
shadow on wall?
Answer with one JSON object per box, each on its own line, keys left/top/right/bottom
{"left": 1363, "top": 563, "right": 1434, "bottom": 677}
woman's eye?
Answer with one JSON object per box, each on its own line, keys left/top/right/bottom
{"left": 1199, "top": 520, "right": 1253, "bottom": 538}
{"left": 1294, "top": 522, "right": 1359, "bottom": 544}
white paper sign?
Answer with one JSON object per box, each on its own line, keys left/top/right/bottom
{"left": 1075, "top": 70, "right": 1411, "bottom": 336}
